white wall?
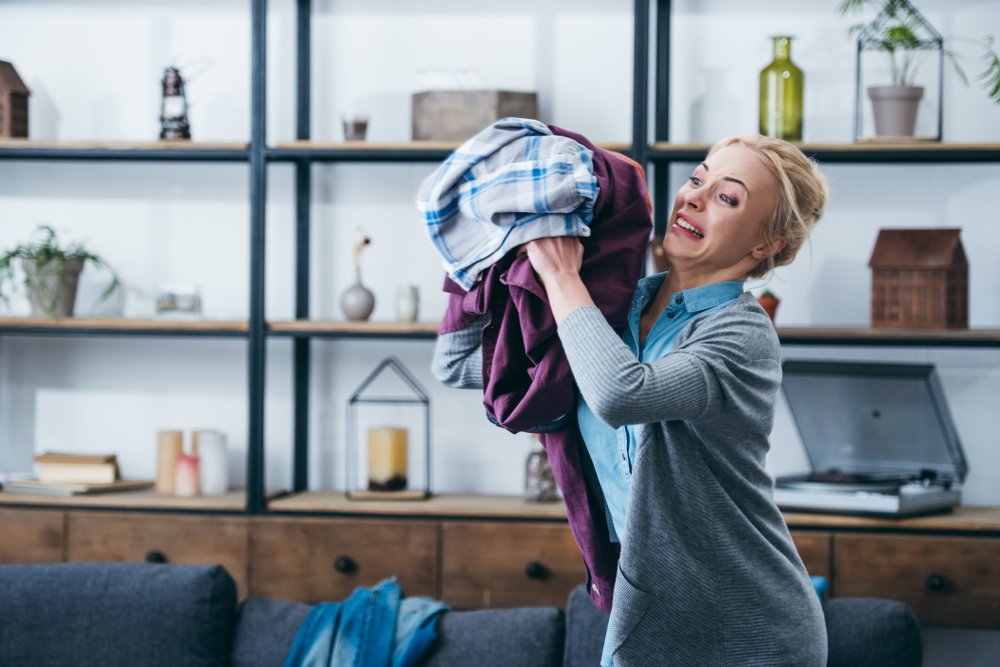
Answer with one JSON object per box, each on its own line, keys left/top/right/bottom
{"left": 1, "top": 1, "right": 999, "bottom": 660}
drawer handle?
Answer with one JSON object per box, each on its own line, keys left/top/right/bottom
{"left": 333, "top": 555, "right": 357, "bottom": 574}
{"left": 925, "top": 573, "right": 947, "bottom": 592}
{"left": 145, "top": 550, "right": 168, "bottom": 564}
{"left": 525, "top": 561, "right": 549, "bottom": 581}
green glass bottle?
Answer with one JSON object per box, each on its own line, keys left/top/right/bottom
{"left": 759, "top": 36, "right": 803, "bottom": 142}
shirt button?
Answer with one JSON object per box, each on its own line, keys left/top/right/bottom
{"left": 667, "top": 311, "right": 676, "bottom": 318}
{"left": 675, "top": 295, "right": 684, "bottom": 304}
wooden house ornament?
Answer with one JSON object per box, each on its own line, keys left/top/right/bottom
{"left": 868, "top": 228, "right": 968, "bottom": 329}
{"left": 0, "top": 60, "right": 30, "bottom": 138}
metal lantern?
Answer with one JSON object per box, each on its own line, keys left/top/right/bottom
{"left": 853, "top": 0, "right": 943, "bottom": 142}
{"left": 346, "top": 356, "right": 431, "bottom": 501}
{"left": 159, "top": 66, "right": 191, "bottom": 140}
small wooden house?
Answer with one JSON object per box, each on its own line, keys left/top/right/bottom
{"left": 868, "top": 228, "right": 968, "bottom": 329}
{"left": 0, "top": 60, "right": 30, "bottom": 138}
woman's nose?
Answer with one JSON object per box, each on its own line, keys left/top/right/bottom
{"left": 683, "top": 188, "right": 703, "bottom": 209}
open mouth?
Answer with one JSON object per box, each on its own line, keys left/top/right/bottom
{"left": 675, "top": 217, "right": 704, "bottom": 239}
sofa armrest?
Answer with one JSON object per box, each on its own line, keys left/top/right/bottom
{"left": 0, "top": 562, "right": 237, "bottom": 667}
{"left": 825, "top": 597, "right": 923, "bottom": 667}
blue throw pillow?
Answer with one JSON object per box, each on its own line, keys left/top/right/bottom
{"left": 811, "top": 575, "right": 829, "bottom": 600}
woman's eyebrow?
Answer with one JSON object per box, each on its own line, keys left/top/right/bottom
{"left": 701, "top": 162, "right": 750, "bottom": 195}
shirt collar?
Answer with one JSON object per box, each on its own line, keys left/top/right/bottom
{"left": 634, "top": 271, "right": 744, "bottom": 313}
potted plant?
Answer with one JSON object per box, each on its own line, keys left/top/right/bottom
{"left": 757, "top": 290, "right": 780, "bottom": 322}
{"left": 0, "top": 224, "right": 120, "bottom": 318}
{"left": 839, "top": 0, "right": 1000, "bottom": 138}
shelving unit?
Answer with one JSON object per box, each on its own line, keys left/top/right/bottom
{"left": 2, "top": 0, "right": 999, "bottom": 518}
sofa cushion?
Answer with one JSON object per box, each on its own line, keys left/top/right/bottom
{"left": 826, "top": 597, "right": 923, "bottom": 667}
{"left": 418, "top": 607, "right": 565, "bottom": 667}
{"left": 231, "top": 596, "right": 312, "bottom": 667}
{"left": 0, "top": 562, "right": 236, "bottom": 667}
{"left": 563, "top": 584, "right": 609, "bottom": 667}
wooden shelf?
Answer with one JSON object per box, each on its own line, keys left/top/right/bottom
{"left": 0, "top": 317, "right": 248, "bottom": 337}
{"left": 776, "top": 326, "right": 1000, "bottom": 347}
{"left": 269, "top": 140, "right": 633, "bottom": 163}
{"left": 648, "top": 142, "right": 1000, "bottom": 164}
{"left": 0, "top": 139, "right": 249, "bottom": 161}
{"left": 783, "top": 506, "right": 1000, "bottom": 533}
{"left": 267, "top": 320, "right": 439, "bottom": 339}
{"left": 0, "top": 489, "right": 255, "bottom": 511}
{"left": 268, "top": 492, "right": 569, "bottom": 520}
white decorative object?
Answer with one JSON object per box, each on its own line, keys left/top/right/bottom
{"left": 195, "top": 429, "right": 228, "bottom": 496}
{"left": 395, "top": 284, "right": 419, "bottom": 322}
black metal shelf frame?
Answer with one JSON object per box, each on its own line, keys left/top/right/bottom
{"left": 5, "top": 0, "right": 1000, "bottom": 515}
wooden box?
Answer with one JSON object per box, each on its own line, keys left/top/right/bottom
{"left": 412, "top": 90, "right": 538, "bottom": 142}
{"left": 868, "top": 228, "right": 968, "bottom": 329}
{"left": 0, "top": 60, "right": 30, "bottom": 138}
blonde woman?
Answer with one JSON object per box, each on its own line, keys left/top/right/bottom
{"left": 524, "top": 136, "right": 829, "bottom": 666}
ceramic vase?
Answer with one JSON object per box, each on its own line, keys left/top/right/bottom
{"left": 341, "top": 270, "right": 375, "bottom": 321}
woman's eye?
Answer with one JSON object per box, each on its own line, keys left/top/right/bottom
{"left": 720, "top": 193, "right": 738, "bottom": 206}
{"left": 688, "top": 175, "right": 702, "bottom": 186}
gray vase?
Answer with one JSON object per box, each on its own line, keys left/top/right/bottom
{"left": 340, "top": 272, "right": 375, "bottom": 321}
{"left": 868, "top": 85, "right": 924, "bottom": 137}
{"left": 22, "top": 257, "right": 85, "bottom": 318}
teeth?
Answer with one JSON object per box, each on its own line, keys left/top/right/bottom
{"left": 676, "top": 219, "right": 704, "bottom": 238}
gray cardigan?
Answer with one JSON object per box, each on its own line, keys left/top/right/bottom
{"left": 433, "top": 292, "right": 827, "bottom": 666}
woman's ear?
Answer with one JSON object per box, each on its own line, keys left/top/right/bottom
{"left": 752, "top": 238, "right": 787, "bottom": 261}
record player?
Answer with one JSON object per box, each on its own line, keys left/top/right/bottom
{"left": 773, "top": 360, "right": 967, "bottom": 517}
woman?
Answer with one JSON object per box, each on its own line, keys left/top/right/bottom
{"left": 524, "top": 135, "right": 829, "bottom": 666}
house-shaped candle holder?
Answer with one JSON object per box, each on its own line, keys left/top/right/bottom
{"left": 346, "top": 356, "right": 431, "bottom": 500}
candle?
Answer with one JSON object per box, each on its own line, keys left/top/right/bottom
{"left": 367, "top": 427, "right": 408, "bottom": 491}
{"left": 195, "top": 430, "right": 228, "bottom": 496}
{"left": 174, "top": 454, "right": 200, "bottom": 497}
{"left": 156, "top": 430, "right": 183, "bottom": 494}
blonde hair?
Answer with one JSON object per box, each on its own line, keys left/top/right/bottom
{"left": 707, "top": 135, "right": 828, "bottom": 279}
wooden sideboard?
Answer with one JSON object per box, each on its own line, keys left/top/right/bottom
{"left": 1, "top": 493, "right": 998, "bottom": 628}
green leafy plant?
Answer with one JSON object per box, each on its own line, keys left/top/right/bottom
{"left": 838, "top": 0, "right": 1000, "bottom": 102}
{"left": 0, "top": 224, "right": 120, "bottom": 318}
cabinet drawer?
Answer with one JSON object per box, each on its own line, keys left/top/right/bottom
{"left": 251, "top": 517, "right": 439, "bottom": 603}
{"left": 834, "top": 534, "right": 1000, "bottom": 628}
{"left": 0, "top": 508, "right": 64, "bottom": 563}
{"left": 442, "top": 521, "right": 584, "bottom": 608}
{"left": 66, "top": 512, "right": 249, "bottom": 598}
{"left": 790, "top": 531, "right": 832, "bottom": 582}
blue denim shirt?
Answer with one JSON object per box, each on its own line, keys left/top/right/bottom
{"left": 576, "top": 273, "right": 743, "bottom": 667}
{"left": 577, "top": 273, "right": 744, "bottom": 544}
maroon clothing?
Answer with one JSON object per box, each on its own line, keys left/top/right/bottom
{"left": 438, "top": 125, "right": 652, "bottom": 610}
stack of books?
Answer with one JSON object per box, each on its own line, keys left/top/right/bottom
{"left": 1, "top": 452, "right": 153, "bottom": 496}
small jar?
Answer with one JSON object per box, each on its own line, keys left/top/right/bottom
{"left": 524, "top": 438, "right": 559, "bottom": 503}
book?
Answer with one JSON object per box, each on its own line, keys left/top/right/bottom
{"left": 1, "top": 478, "right": 153, "bottom": 497}
{"left": 33, "top": 452, "right": 120, "bottom": 484}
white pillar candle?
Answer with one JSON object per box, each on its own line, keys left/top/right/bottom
{"left": 196, "top": 430, "right": 228, "bottom": 496}
{"left": 367, "top": 427, "right": 408, "bottom": 491}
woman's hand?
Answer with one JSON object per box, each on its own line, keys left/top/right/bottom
{"left": 524, "top": 236, "right": 584, "bottom": 285}
{"left": 522, "top": 236, "right": 593, "bottom": 324}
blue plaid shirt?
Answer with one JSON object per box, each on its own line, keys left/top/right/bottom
{"left": 416, "top": 117, "right": 599, "bottom": 289}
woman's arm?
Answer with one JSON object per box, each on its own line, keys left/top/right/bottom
{"left": 431, "top": 315, "right": 487, "bottom": 389}
{"left": 557, "top": 304, "right": 779, "bottom": 428}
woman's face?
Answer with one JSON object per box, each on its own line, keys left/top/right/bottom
{"left": 662, "top": 144, "right": 781, "bottom": 280}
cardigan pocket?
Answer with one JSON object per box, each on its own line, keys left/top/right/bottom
{"left": 609, "top": 564, "right": 654, "bottom": 657}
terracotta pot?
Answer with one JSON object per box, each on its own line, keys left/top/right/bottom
{"left": 757, "top": 294, "right": 780, "bottom": 322}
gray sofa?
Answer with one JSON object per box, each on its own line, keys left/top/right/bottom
{"left": 0, "top": 562, "right": 922, "bottom": 666}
